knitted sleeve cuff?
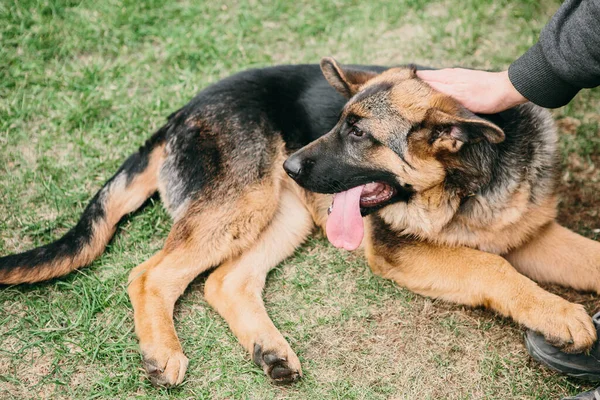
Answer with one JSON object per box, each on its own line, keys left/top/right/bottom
{"left": 508, "top": 42, "right": 580, "bottom": 108}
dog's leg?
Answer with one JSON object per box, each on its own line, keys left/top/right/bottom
{"left": 505, "top": 222, "right": 600, "bottom": 294}
{"left": 128, "top": 176, "right": 283, "bottom": 386}
{"left": 127, "top": 249, "right": 193, "bottom": 387}
{"left": 204, "top": 187, "right": 313, "bottom": 384}
{"left": 365, "top": 235, "right": 597, "bottom": 352}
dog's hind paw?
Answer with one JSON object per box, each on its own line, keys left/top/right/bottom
{"left": 253, "top": 343, "right": 302, "bottom": 384}
{"left": 142, "top": 350, "right": 189, "bottom": 387}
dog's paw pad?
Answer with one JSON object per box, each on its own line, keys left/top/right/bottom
{"left": 253, "top": 343, "right": 301, "bottom": 384}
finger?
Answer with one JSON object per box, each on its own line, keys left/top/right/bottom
{"left": 420, "top": 80, "right": 458, "bottom": 97}
{"left": 415, "top": 69, "right": 451, "bottom": 83}
{"left": 419, "top": 81, "right": 483, "bottom": 112}
{"left": 416, "top": 68, "right": 464, "bottom": 83}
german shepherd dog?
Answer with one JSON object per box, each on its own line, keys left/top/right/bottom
{"left": 1, "top": 58, "right": 599, "bottom": 387}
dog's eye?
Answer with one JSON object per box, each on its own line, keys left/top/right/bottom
{"left": 349, "top": 126, "right": 364, "bottom": 137}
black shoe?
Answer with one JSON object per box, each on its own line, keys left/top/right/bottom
{"left": 524, "top": 312, "right": 600, "bottom": 381}
{"left": 562, "top": 387, "right": 600, "bottom": 400}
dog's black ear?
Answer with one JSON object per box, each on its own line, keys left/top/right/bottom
{"left": 320, "top": 57, "right": 378, "bottom": 98}
{"left": 426, "top": 108, "right": 505, "bottom": 153}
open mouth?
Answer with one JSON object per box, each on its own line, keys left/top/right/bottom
{"left": 357, "top": 182, "right": 396, "bottom": 208}
{"left": 325, "top": 181, "right": 398, "bottom": 252}
{"left": 327, "top": 182, "right": 397, "bottom": 215}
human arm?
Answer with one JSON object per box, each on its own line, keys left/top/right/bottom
{"left": 417, "top": 0, "right": 600, "bottom": 112}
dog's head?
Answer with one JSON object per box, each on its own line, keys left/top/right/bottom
{"left": 284, "top": 57, "right": 505, "bottom": 250}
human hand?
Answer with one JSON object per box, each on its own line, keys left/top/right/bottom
{"left": 416, "top": 69, "right": 527, "bottom": 114}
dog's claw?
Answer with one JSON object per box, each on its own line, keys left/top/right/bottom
{"left": 144, "top": 362, "right": 162, "bottom": 374}
{"left": 142, "top": 351, "right": 189, "bottom": 387}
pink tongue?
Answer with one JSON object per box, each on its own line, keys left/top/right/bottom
{"left": 326, "top": 185, "right": 365, "bottom": 251}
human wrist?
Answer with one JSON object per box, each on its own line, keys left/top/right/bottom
{"left": 498, "top": 70, "right": 527, "bottom": 110}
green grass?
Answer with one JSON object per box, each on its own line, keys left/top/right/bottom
{"left": 1, "top": 0, "right": 599, "bottom": 398}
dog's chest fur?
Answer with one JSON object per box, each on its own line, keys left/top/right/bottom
{"left": 376, "top": 184, "right": 557, "bottom": 254}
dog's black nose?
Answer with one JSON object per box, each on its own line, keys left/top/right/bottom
{"left": 283, "top": 156, "right": 303, "bottom": 180}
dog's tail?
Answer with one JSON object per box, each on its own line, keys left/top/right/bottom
{"left": 0, "top": 127, "right": 167, "bottom": 285}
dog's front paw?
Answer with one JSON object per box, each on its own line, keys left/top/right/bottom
{"left": 253, "top": 342, "right": 302, "bottom": 384}
{"left": 535, "top": 300, "right": 596, "bottom": 353}
{"left": 142, "top": 347, "right": 189, "bottom": 387}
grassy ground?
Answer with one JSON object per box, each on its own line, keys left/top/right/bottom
{"left": 1, "top": 0, "right": 599, "bottom": 398}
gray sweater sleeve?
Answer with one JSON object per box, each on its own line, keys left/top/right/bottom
{"left": 508, "top": 0, "right": 600, "bottom": 108}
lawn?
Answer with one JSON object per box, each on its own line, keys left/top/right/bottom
{"left": 1, "top": 0, "right": 599, "bottom": 399}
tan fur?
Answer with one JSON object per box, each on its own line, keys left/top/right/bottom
{"left": 127, "top": 147, "right": 294, "bottom": 386}
{"left": 133, "top": 61, "right": 599, "bottom": 388}
{"left": 364, "top": 233, "right": 597, "bottom": 352}
{"left": 107, "top": 145, "right": 165, "bottom": 226}
{"left": 11, "top": 60, "right": 599, "bottom": 389}
{"left": 378, "top": 145, "right": 447, "bottom": 192}
{"left": 506, "top": 222, "right": 600, "bottom": 294}
{"left": 378, "top": 189, "right": 558, "bottom": 255}
{"left": 204, "top": 180, "right": 313, "bottom": 381}
{"left": 127, "top": 250, "right": 190, "bottom": 386}
{"left": 0, "top": 143, "right": 165, "bottom": 285}
{"left": 59, "top": 60, "right": 600, "bottom": 386}
{"left": 300, "top": 191, "right": 332, "bottom": 233}
{"left": 311, "top": 58, "right": 599, "bottom": 355}
{"left": 320, "top": 57, "right": 379, "bottom": 97}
